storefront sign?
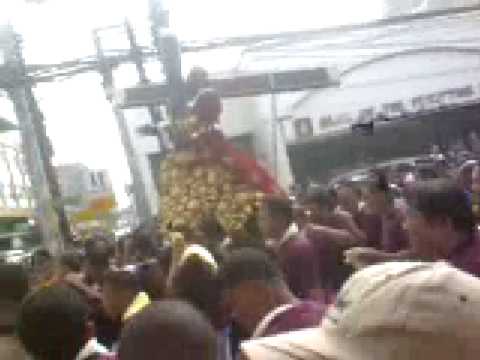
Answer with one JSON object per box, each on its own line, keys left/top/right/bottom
{"left": 293, "top": 84, "right": 480, "bottom": 141}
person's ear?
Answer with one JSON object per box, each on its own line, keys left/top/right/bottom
{"left": 84, "top": 320, "right": 95, "bottom": 342}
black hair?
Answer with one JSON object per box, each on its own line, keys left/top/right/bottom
{"left": 118, "top": 300, "right": 217, "bottom": 360}
{"left": 103, "top": 270, "right": 140, "bottom": 293}
{"left": 220, "top": 248, "right": 284, "bottom": 290}
{"left": 169, "top": 251, "right": 223, "bottom": 328}
{"left": 366, "top": 169, "right": 390, "bottom": 193}
{"left": 137, "top": 262, "right": 166, "bottom": 300}
{"left": 130, "top": 221, "right": 159, "bottom": 260}
{"left": 32, "top": 249, "right": 51, "bottom": 260}
{"left": 336, "top": 181, "right": 362, "bottom": 198}
{"left": 304, "top": 185, "right": 336, "bottom": 210}
{"left": 60, "top": 251, "right": 83, "bottom": 273}
{"left": 0, "top": 264, "right": 29, "bottom": 303}
{"left": 262, "top": 195, "right": 293, "bottom": 224}
{"left": 31, "top": 249, "right": 52, "bottom": 267}
{"left": 85, "top": 239, "right": 112, "bottom": 269}
{"left": 17, "top": 285, "right": 89, "bottom": 360}
{"left": 410, "top": 179, "right": 475, "bottom": 236}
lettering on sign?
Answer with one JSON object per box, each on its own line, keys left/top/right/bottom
{"left": 291, "top": 83, "right": 480, "bottom": 142}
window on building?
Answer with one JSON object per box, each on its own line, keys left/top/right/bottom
{"left": 382, "top": 101, "right": 406, "bottom": 117}
{"left": 97, "top": 172, "right": 105, "bottom": 188}
{"left": 90, "top": 172, "right": 98, "bottom": 187}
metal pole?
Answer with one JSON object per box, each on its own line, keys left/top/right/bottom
{"left": 268, "top": 74, "right": 279, "bottom": 179}
{"left": 24, "top": 87, "right": 73, "bottom": 244}
{"left": 4, "top": 28, "right": 67, "bottom": 254}
{"left": 124, "top": 20, "right": 166, "bottom": 151}
{"left": 93, "top": 31, "right": 152, "bottom": 223}
{"left": 8, "top": 87, "right": 62, "bottom": 255}
{"left": 149, "top": 0, "right": 186, "bottom": 123}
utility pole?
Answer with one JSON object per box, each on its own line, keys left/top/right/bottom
{"left": 24, "top": 88, "right": 73, "bottom": 244}
{"left": 8, "top": 86, "right": 63, "bottom": 254}
{"left": 149, "top": 0, "right": 186, "bottom": 123}
{"left": 93, "top": 30, "right": 152, "bottom": 223}
{"left": 268, "top": 74, "right": 279, "bottom": 179}
{"left": 2, "top": 25, "right": 67, "bottom": 254}
{"left": 124, "top": 20, "right": 166, "bottom": 152}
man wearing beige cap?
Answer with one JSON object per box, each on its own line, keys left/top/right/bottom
{"left": 241, "top": 261, "right": 480, "bottom": 360}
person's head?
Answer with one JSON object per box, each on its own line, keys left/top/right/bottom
{"left": 303, "top": 186, "right": 335, "bottom": 224}
{"left": 241, "top": 261, "right": 480, "bottom": 360}
{"left": 405, "top": 179, "right": 475, "bottom": 260}
{"left": 17, "top": 285, "right": 92, "bottom": 360}
{"left": 30, "top": 249, "right": 54, "bottom": 287}
{"left": 0, "top": 265, "right": 29, "bottom": 331}
{"left": 220, "top": 248, "right": 288, "bottom": 334}
{"left": 292, "top": 202, "right": 308, "bottom": 230}
{"left": 115, "top": 237, "right": 127, "bottom": 268}
{"left": 118, "top": 300, "right": 217, "bottom": 360}
{"left": 192, "top": 88, "right": 222, "bottom": 124}
{"left": 364, "top": 169, "right": 392, "bottom": 214}
{"left": 198, "top": 215, "right": 226, "bottom": 247}
{"left": 258, "top": 196, "right": 293, "bottom": 239}
{"left": 58, "top": 251, "right": 83, "bottom": 278}
{"left": 336, "top": 182, "right": 362, "bottom": 215}
{"left": 102, "top": 270, "right": 140, "bottom": 321}
{"left": 84, "top": 239, "right": 112, "bottom": 285}
{"left": 130, "top": 222, "right": 159, "bottom": 262}
{"left": 471, "top": 163, "right": 480, "bottom": 193}
{"left": 137, "top": 262, "right": 167, "bottom": 301}
{"left": 457, "top": 160, "right": 478, "bottom": 193}
{"left": 32, "top": 249, "right": 52, "bottom": 267}
{"left": 186, "top": 66, "right": 209, "bottom": 99}
{"left": 168, "top": 245, "right": 224, "bottom": 328}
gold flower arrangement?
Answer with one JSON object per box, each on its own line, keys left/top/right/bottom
{"left": 159, "top": 147, "right": 264, "bottom": 239}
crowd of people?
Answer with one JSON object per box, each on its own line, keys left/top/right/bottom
{"left": 1, "top": 155, "right": 480, "bottom": 359}
{"left": 2, "top": 86, "right": 480, "bottom": 359}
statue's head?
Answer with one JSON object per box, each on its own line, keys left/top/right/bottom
{"left": 192, "top": 88, "right": 222, "bottom": 125}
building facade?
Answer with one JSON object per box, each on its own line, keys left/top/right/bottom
{"left": 56, "top": 163, "right": 114, "bottom": 213}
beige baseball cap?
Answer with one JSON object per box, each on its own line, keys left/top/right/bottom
{"left": 241, "top": 261, "right": 480, "bottom": 360}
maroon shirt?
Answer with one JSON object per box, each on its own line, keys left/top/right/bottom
{"left": 304, "top": 226, "right": 355, "bottom": 291}
{"left": 277, "top": 233, "right": 320, "bottom": 300}
{"left": 358, "top": 209, "right": 408, "bottom": 252}
{"left": 253, "top": 301, "right": 326, "bottom": 338}
{"left": 381, "top": 209, "right": 409, "bottom": 253}
{"left": 99, "top": 355, "right": 117, "bottom": 360}
{"left": 358, "top": 212, "right": 382, "bottom": 248}
{"left": 449, "top": 236, "right": 480, "bottom": 278}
